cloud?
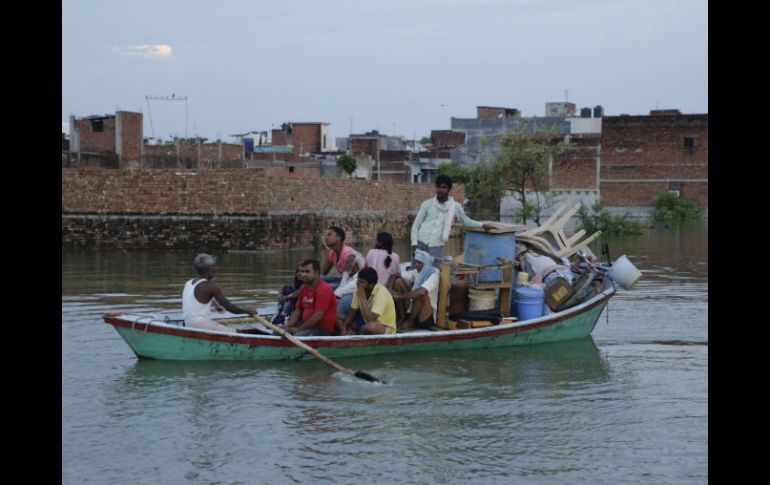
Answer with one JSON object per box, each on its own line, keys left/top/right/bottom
{"left": 113, "top": 44, "right": 172, "bottom": 59}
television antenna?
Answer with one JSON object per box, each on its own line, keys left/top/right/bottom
{"left": 145, "top": 94, "right": 189, "bottom": 140}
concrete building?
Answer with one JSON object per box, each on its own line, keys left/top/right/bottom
{"left": 450, "top": 108, "right": 570, "bottom": 166}
{"left": 545, "top": 102, "right": 577, "bottom": 117}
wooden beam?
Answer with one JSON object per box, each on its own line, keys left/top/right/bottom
{"left": 436, "top": 261, "right": 450, "bottom": 328}
{"left": 499, "top": 262, "right": 512, "bottom": 317}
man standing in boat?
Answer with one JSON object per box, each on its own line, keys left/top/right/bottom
{"left": 182, "top": 254, "right": 256, "bottom": 332}
{"left": 285, "top": 259, "right": 337, "bottom": 337}
{"left": 411, "top": 174, "right": 494, "bottom": 263}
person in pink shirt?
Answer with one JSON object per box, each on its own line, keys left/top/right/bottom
{"left": 321, "top": 226, "right": 355, "bottom": 288}
{"left": 365, "top": 232, "right": 402, "bottom": 288}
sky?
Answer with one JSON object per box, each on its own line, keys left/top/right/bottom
{"left": 62, "top": 0, "right": 707, "bottom": 143}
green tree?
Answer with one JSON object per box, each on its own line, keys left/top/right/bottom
{"left": 419, "top": 136, "right": 432, "bottom": 145}
{"left": 436, "top": 162, "right": 471, "bottom": 184}
{"left": 651, "top": 192, "right": 703, "bottom": 226}
{"left": 336, "top": 153, "right": 358, "bottom": 178}
{"left": 496, "top": 127, "right": 565, "bottom": 225}
{"left": 467, "top": 121, "right": 566, "bottom": 225}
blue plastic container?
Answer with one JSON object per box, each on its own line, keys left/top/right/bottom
{"left": 515, "top": 286, "right": 545, "bottom": 321}
{"left": 463, "top": 229, "right": 516, "bottom": 282}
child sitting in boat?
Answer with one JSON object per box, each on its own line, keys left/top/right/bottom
{"left": 272, "top": 263, "right": 304, "bottom": 326}
{"left": 365, "top": 232, "right": 402, "bottom": 288}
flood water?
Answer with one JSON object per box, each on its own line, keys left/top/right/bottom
{"left": 62, "top": 224, "right": 707, "bottom": 484}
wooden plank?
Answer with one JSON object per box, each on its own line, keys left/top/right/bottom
{"left": 436, "top": 261, "right": 450, "bottom": 329}
{"left": 499, "top": 263, "right": 512, "bottom": 317}
{"left": 470, "top": 320, "right": 494, "bottom": 328}
{"left": 473, "top": 283, "right": 512, "bottom": 290}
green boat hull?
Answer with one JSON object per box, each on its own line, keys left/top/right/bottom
{"left": 107, "top": 288, "right": 612, "bottom": 361}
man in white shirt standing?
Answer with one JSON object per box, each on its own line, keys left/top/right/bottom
{"left": 411, "top": 174, "right": 494, "bottom": 264}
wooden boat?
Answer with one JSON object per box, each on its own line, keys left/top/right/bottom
{"left": 102, "top": 278, "right": 615, "bottom": 361}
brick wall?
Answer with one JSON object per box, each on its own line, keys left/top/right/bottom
{"left": 600, "top": 114, "right": 708, "bottom": 207}
{"left": 380, "top": 150, "right": 410, "bottom": 162}
{"left": 75, "top": 116, "right": 116, "bottom": 153}
{"left": 551, "top": 137, "right": 600, "bottom": 189}
{"left": 431, "top": 130, "right": 466, "bottom": 148}
{"left": 142, "top": 142, "right": 244, "bottom": 168}
{"left": 291, "top": 124, "right": 322, "bottom": 155}
{"left": 477, "top": 107, "right": 519, "bottom": 119}
{"left": 62, "top": 168, "right": 464, "bottom": 249}
{"left": 272, "top": 129, "right": 288, "bottom": 146}
{"left": 350, "top": 138, "right": 379, "bottom": 159}
{"left": 264, "top": 165, "right": 321, "bottom": 178}
{"left": 116, "top": 111, "right": 143, "bottom": 167}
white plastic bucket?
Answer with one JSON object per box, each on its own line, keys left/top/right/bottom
{"left": 469, "top": 288, "right": 497, "bottom": 311}
{"left": 607, "top": 255, "right": 642, "bottom": 290}
{"left": 516, "top": 271, "right": 529, "bottom": 285}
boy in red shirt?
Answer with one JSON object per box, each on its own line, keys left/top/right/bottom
{"left": 285, "top": 259, "right": 337, "bottom": 336}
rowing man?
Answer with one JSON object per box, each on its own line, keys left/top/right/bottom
{"left": 182, "top": 254, "right": 256, "bottom": 332}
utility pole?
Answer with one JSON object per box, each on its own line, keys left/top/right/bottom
{"left": 377, "top": 134, "right": 381, "bottom": 181}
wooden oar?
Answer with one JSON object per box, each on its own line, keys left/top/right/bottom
{"left": 250, "top": 315, "right": 383, "bottom": 384}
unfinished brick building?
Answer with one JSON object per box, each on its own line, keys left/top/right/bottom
{"left": 270, "top": 122, "right": 332, "bottom": 157}
{"left": 600, "top": 112, "right": 708, "bottom": 211}
{"left": 68, "top": 111, "right": 143, "bottom": 168}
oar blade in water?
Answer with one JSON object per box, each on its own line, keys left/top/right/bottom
{"left": 354, "top": 370, "right": 383, "bottom": 383}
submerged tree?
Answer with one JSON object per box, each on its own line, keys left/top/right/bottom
{"left": 651, "top": 191, "right": 703, "bottom": 226}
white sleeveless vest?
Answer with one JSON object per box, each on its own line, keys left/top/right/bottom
{"left": 182, "top": 279, "right": 212, "bottom": 321}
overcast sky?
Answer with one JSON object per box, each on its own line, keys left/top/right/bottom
{"left": 62, "top": 0, "right": 707, "bottom": 143}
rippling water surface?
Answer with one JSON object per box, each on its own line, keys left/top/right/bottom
{"left": 62, "top": 224, "right": 707, "bottom": 484}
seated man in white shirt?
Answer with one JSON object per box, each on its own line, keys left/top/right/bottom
{"left": 391, "top": 249, "right": 441, "bottom": 332}
{"left": 334, "top": 251, "right": 365, "bottom": 334}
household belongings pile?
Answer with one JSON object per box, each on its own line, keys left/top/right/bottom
{"left": 514, "top": 202, "right": 641, "bottom": 313}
